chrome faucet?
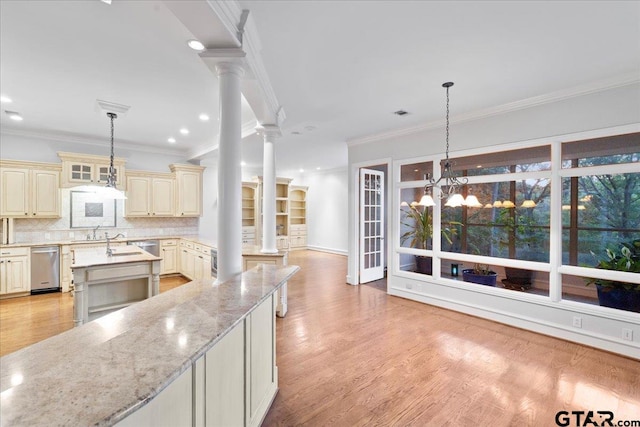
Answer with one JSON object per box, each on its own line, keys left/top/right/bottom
{"left": 92, "top": 225, "right": 101, "bottom": 240}
{"left": 104, "top": 232, "right": 125, "bottom": 257}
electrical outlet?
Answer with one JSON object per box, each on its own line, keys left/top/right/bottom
{"left": 622, "top": 328, "right": 633, "bottom": 341}
{"left": 572, "top": 316, "right": 582, "bottom": 328}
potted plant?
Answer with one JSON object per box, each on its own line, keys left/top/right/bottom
{"left": 400, "top": 202, "right": 460, "bottom": 274}
{"left": 586, "top": 239, "right": 640, "bottom": 313}
{"left": 462, "top": 263, "right": 498, "bottom": 286}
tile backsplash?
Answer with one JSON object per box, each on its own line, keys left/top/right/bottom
{"left": 12, "top": 189, "right": 198, "bottom": 243}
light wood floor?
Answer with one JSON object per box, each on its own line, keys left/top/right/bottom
{"left": 0, "top": 275, "right": 188, "bottom": 356}
{"left": 1, "top": 252, "right": 638, "bottom": 425}
{"left": 264, "top": 251, "right": 640, "bottom": 426}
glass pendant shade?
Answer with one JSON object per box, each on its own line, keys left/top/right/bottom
{"left": 418, "top": 193, "right": 436, "bottom": 207}
{"left": 502, "top": 200, "right": 516, "bottom": 208}
{"left": 464, "top": 194, "right": 482, "bottom": 208}
{"left": 445, "top": 193, "right": 465, "bottom": 207}
{"left": 521, "top": 199, "right": 537, "bottom": 208}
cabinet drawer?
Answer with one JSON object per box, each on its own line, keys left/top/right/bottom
{"left": 200, "top": 246, "right": 211, "bottom": 256}
{"left": 242, "top": 226, "right": 256, "bottom": 233}
{"left": 161, "top": 239, "right": 177, "bottom": 247}
{"left": 183, "top": 241, "right": 194, "bottom": 249}
{"left": 290, "top": 229, "right": 307, "bottom": 236}
{"left": 290, "top": 225, "right": 307, "bottom": 231}
{"left": 0, "top": 247, "right": 29, "bottom": 257}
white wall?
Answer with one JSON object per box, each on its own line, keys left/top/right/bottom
{"left": 199, "top": 157, "right": 219, "bottom": 243}
{"left": 295, "top": 168, "right": 348, "bottom": 255}
{"left": 346, "top": 83, "right": 640, "bottom": 358}
{"left": 0, "top": 131, "right": 191, "bottom": 172}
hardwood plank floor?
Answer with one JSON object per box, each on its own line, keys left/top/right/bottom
{"left": 1, "top": 252, "right": 638, "bottom": 425}
{"left": 0, "top": 275, "right": 189, "bottom": 356}
{"left": 263, "top": 250, "right": 640, "bottom": 426}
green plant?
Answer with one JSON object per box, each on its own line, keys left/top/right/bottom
{"left": 473, "top": 263, "right": 492, "bottom": 275}
{"left": 400, "top": 203, "right": 460, "bottom": 249}
{"left": 586, "top": 239, "right": 640, "bottom": 292}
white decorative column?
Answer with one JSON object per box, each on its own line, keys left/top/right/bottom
{"left": 216, "top": 62, "right": 244, "bottom": 283}
{"left": 256, "top": 125, "right": 281, "bottom": 254}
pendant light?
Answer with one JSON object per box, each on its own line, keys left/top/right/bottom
{"left": 73, "top": 112, "right": 126, "bottom": 200}
{"left": 426, "top": 82, "right": 468, "bottom": 206}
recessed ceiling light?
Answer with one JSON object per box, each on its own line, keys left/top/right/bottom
{"left": 179, "top": 128, "right": 189, "bottom": 135}
{"left": 100, "top": 0, "right": 112, "bottom": 4}
{"left": 316, "top": 167, "right": 321, "bottom": 170}
{"left": 168, "top": 137, "right": 176, "bottom": 144}
{"left": 241, "top": 161, "right": 246, "bottom": 166}
{"left": 187, "top": 39, "right": 205, "bottom": 51}
{"left": 0, "top": 95, "right": 12, "bottom": 104}
{"left": 299, "top": 169, "right": 304, "bottom": 173}
{"left": 199, "top": 113, "right": 209, "bottom": 122}
{"left": 393, "top": 110, "right": 409, "bottom": 116}
{"left": 5, "top": 110, "right": 23, "bottom": 121}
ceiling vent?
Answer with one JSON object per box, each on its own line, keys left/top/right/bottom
{"left": 393, "top": 110, "right": 409, "bottom": 116}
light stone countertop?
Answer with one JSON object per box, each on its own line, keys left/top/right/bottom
{"left": 0, "top": 264, "right": 300, "bottom": 426}
{"left": 71, "top": 246, "right": 161, "bottom": 268}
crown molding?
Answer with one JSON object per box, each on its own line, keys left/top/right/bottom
{"left": 347, "top": 73, "right": 640, "bottom": 147}
{"left": 0, "top": 127, "right": 186, "bottom": 157}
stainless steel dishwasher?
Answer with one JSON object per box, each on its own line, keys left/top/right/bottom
{"left": 127, "top": 240, "right": 160, "bottom": 256}
{"left": 31, "top": 246, "right": 60, "bottom": 294}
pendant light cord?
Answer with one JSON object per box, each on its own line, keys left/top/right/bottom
{"left": 107, "top": 112, "right": 117, "bottom": 187}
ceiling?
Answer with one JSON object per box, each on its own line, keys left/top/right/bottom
{"left": 2, "top": 1, "right": 639, "bottom": 175}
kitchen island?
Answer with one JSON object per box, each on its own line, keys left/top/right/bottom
{"left": 0, "top": 263, "right": 299, "bottom": 426}
{"left": 71, "top": 245, "right": 161, "bottom": 326}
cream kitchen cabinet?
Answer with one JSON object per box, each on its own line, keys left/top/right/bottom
{"left": 0, "top": 161, "right": 61, "bottom": 218}
{"left": 160, "top": 240, "right": 178, "bottom": 275}
{"left": 178, "top": 240, "right": 212, "bottom": 281}
{"left": 171, "top": 164, "right": 204, "bottom": 217}
{"left": 125, "top": 172, "right": 175, "bottom": 217}
{"left": 0, "top": 247, "right": 30, "bottom": 297}
{"left": 58, "top": 152, "right": 126, "bottom": 189}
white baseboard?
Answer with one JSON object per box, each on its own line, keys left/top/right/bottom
{"left": 307, "top": 245, "right": 348, "bottom": 256}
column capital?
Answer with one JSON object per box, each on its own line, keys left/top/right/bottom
{"left": 214, "top": 62, "right": 245, "bottom": 78}
{"left": 255, "top": 124, "right": 282, "bottom": 139}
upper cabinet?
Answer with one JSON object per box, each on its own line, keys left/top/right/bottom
{"left": 58, "top": 152, "right": 126, "bottom": 189}
{"left": 171, "top": 164, "right": 205, "bottom": 217}
{"left": 0, "top": 160, "right": 61, "bottom": 218}
{"left": 125, "top": 172, "right": 175, "bottom": 217}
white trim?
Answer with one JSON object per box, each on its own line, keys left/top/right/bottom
{"left": 350, "top": 157, "right": 392, "bottom": 285}
{"left": 307, "top": 245, "right": 348, "bottom": 256}
{"left": 347, "top": 74, "right": 640, "bottom": 147}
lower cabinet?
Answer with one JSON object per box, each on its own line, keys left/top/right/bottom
{"left": 160, "top": 240, "right": 178, "bottom": 275}
{"left": 116, "top": 294, "right": 278, "bottom": 427}
{"left": 178, "top": 240, "right": 212, "bottom": 281}
{"left": 0, "top": 247, "right": 30, "bottom": 297}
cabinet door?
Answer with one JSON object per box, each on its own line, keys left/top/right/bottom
{"left": 0, "top": 168, "right": 29, "bottom": 217}
{"left": 95, "top": 164, "right": 121, "bottom": 186}
{"left": 194, "top": 253, "right": 204, "bottom": 280}
{"left": 5, "top": 256, "right": 30, "bottom": 293}
{"left": 32, "top": 169, "right": 60, "bottom": 217}
{"left": 152, "top": 178, "right": 174, "bottom": 216}
{"left": 0, "top": 260, "right": 7, "bottom": 294}
{"left": 68, "top": 163, "right": 94, "bottom": 184}
{"left": 125, "top": 177, "right": 151, "bottom": 216}
{"left": 161, "top": 246, "right": 177, "bottom": 275}
{"left": 176, "top": 171, "right": 201, "bottom": 216}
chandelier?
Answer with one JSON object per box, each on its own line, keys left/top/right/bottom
{"left": 425, "top": 82, "right": 468, "bottom": 207}
{"left": 73, "top": 112, "right": 126, "bottom": 200}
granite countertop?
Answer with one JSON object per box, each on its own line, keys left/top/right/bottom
{"left": 0, "top": 264, "right": 299, "bottom": 426}
{"left": 0, "top": 234, "right": 218, "bottom": 249}
{"left": 71, "top": 246, "right": 161, "bottom": 268}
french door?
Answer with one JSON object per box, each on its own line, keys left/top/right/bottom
{"left": 359, "top": 168, "right": 385, "bottom": 283}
